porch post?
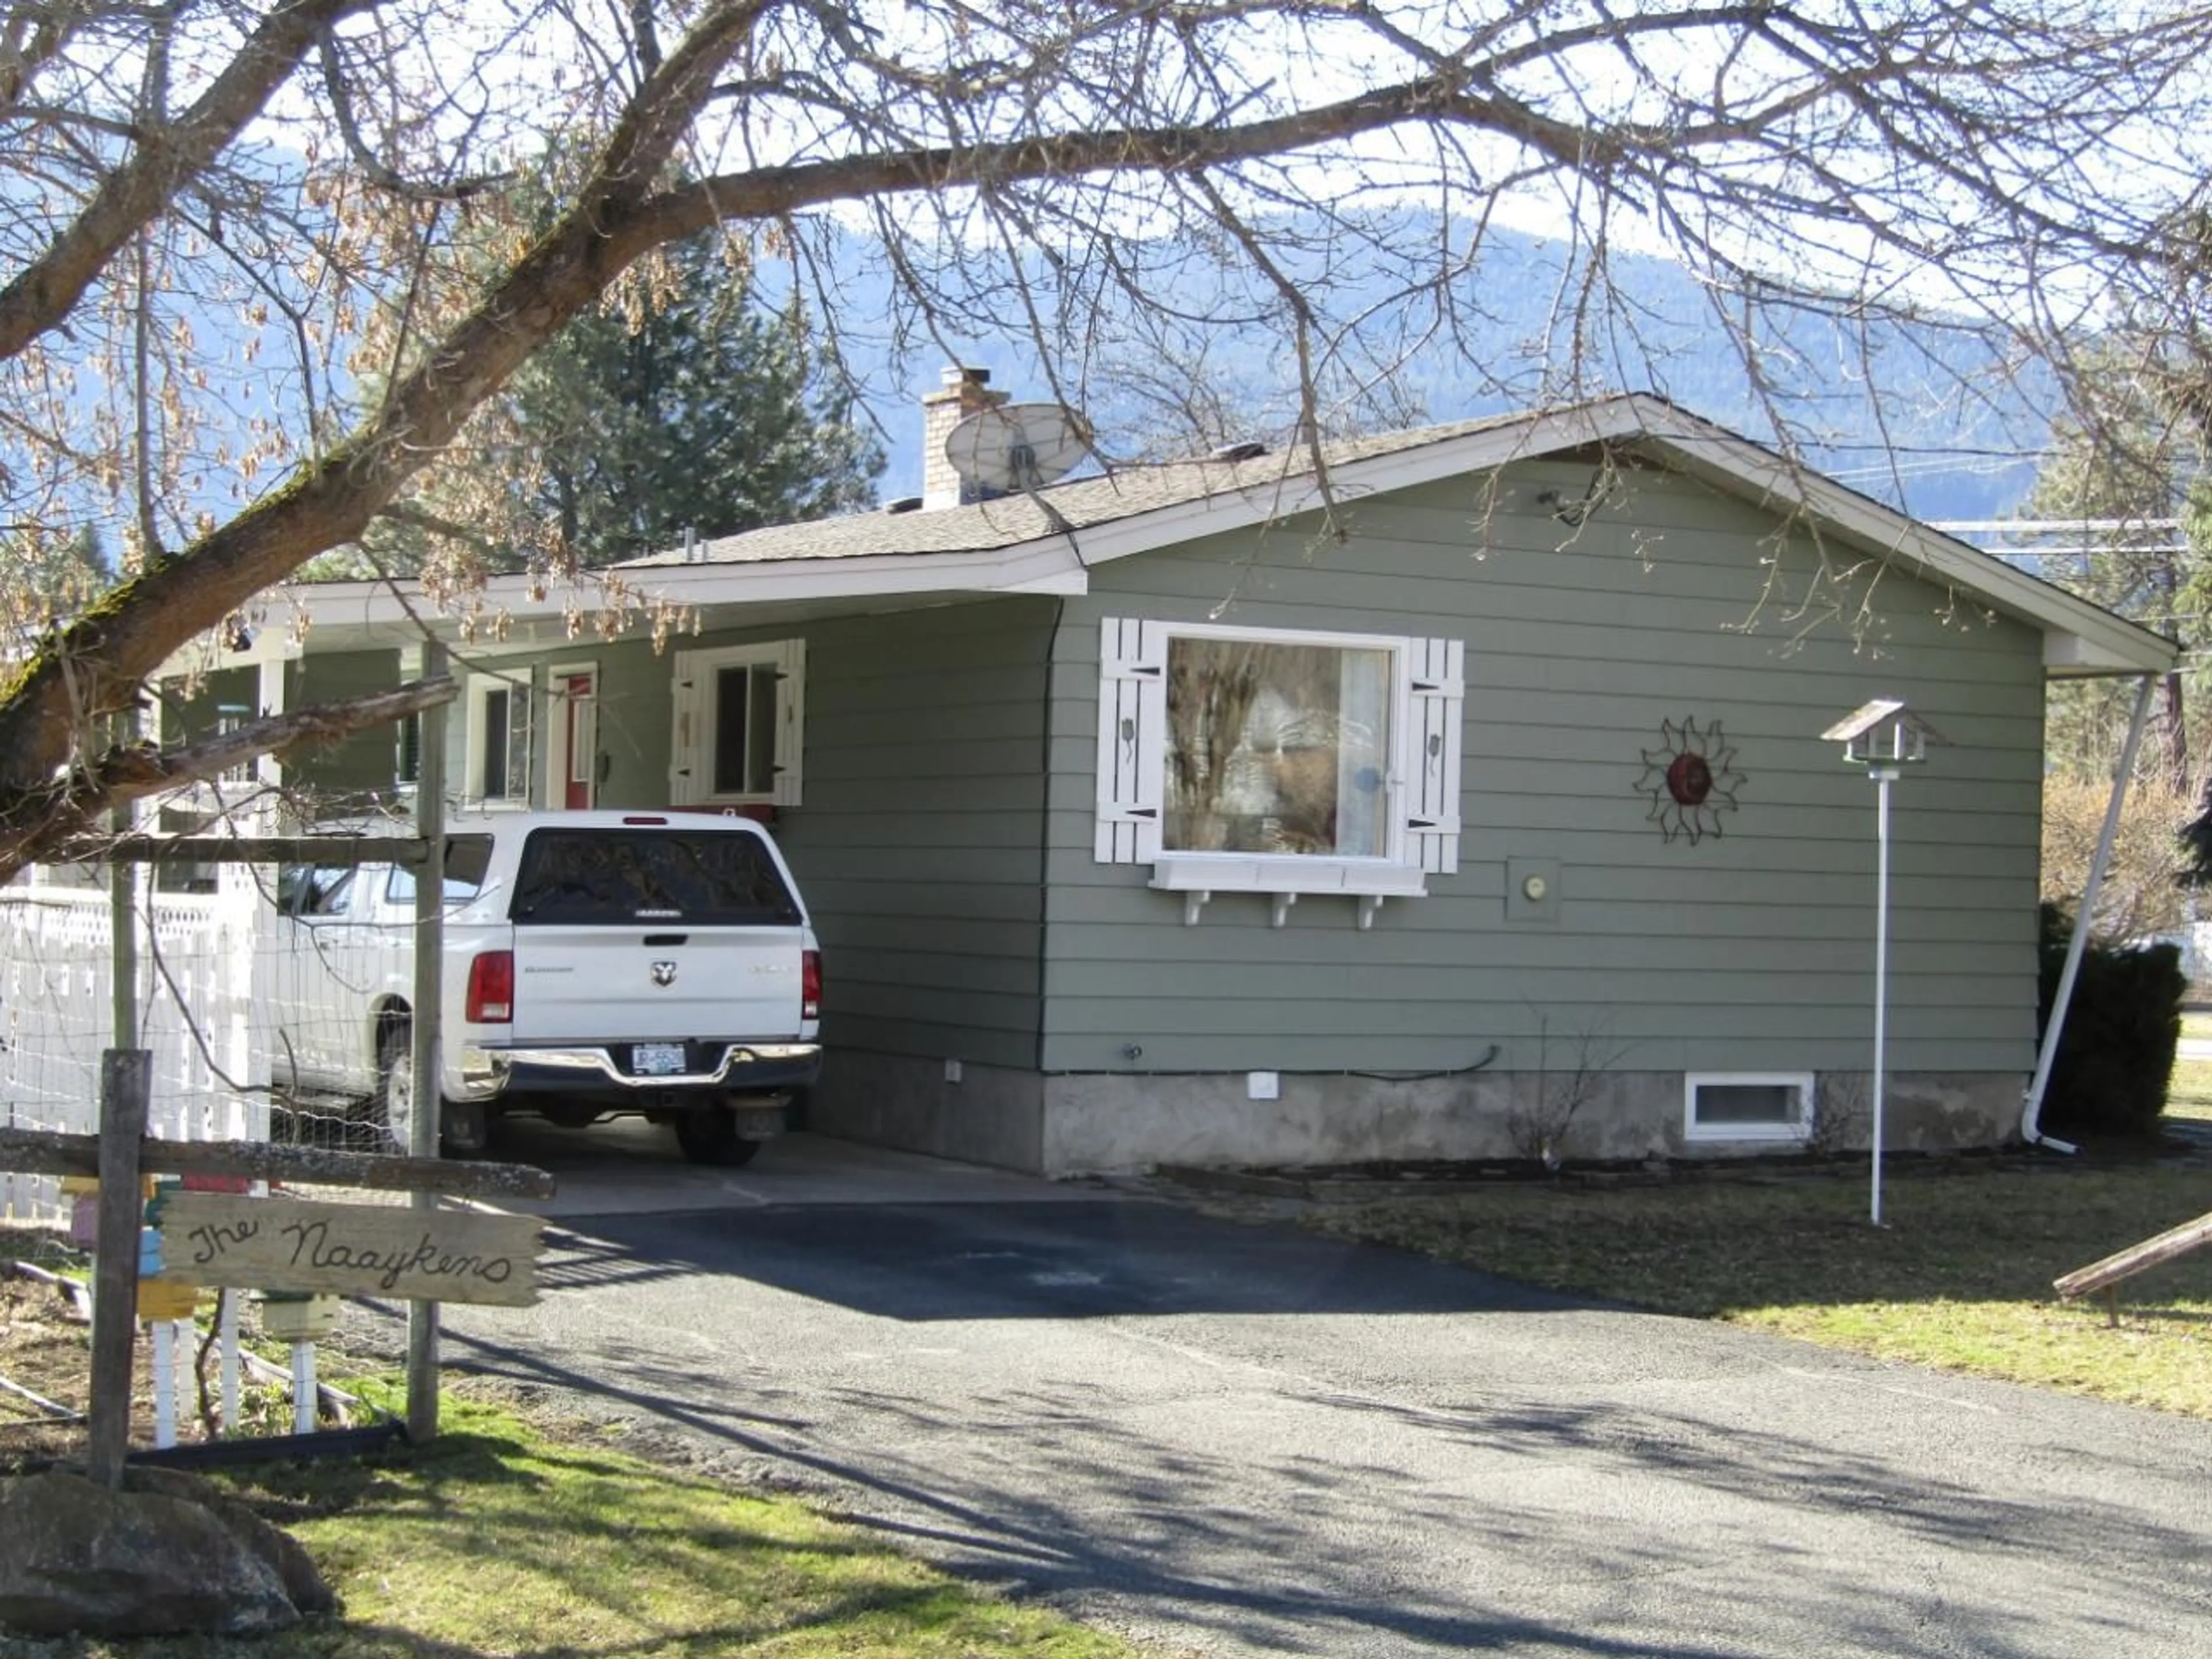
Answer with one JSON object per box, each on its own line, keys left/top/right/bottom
{"left": 256, "top": 653, "right": 287, "bottom": 798}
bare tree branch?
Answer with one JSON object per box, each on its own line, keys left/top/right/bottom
{"left": 0, "top": 0, "right": 89, "bottom": 116}
{"left": 1, "top": 0, "right": 2210, "bottom": 887}
{"left": 0, "top": 0, "right": 380, "bottom": 365}
{"left": 2, "top": 676, "right": 454, "bottom": 870}
{"left": 316, "top": 20, "right": 510, "bottom": 202}
{"left": 0, "top": 0, "right": 769, "bottom": 804}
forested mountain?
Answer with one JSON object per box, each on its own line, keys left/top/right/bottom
{"left": 88, "top": 217, "right": 2052, "bottom": 546}
{"left": 823, "top": 215, "right": 2048, "bottom": 524}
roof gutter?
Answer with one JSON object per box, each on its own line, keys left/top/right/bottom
{"left": 2020, "top": 672, "right": 2158, "bottom": 1152}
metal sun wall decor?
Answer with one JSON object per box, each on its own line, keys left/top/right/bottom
{"left": 1636, "top": 716, "right": 1744, "bottom": 843}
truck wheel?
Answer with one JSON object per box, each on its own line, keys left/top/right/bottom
{"left": 380, "top": 1021, "right": 489, "bottom": 1157}
{"left": 673, "top": 1107, "right": 762, "bottom": 1168}
{"left": 375, "top": 1023, "right": 416, "bottom": 1154}
{"left": 442, "top": 1096, "right": 492, "bottom": 1158}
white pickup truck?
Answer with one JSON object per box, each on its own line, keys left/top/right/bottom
{"left": 263, "top": 810, "right": 823, "bottom": 1165}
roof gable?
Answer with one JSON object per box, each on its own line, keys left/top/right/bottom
{"left": 613, "top": 392, "right": 2173, "bottom": 675}
{"left": 271, "top": 394, "right": 2173, "bottom": 677}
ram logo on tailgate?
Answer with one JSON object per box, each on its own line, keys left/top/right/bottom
{"left": 649, "top": 961, "right": 677, "bottom": 987}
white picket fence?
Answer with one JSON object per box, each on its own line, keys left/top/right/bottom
{"left": 1, "top": 861, "right": 271, "bottom": 1224}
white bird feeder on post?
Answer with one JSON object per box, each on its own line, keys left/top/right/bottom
{"left": 1820, "top": 699, "right": 1945, "bottom": 1226}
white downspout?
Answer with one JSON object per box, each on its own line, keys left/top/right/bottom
{"left": 2020, "top": 672, "right": 2158, "bottom": 1152}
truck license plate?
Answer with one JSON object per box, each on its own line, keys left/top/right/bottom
{"left": 632, "top": 1042, "right": 687, "bottom": 1076}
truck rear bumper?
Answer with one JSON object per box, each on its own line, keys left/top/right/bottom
{"left": 457, "top": 1041, "right": 823, "bottom": 1100}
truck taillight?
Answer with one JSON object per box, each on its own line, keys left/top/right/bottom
{"left": 467, "top": 950, "right": 514, "bottom": 1024}
{"left": 802, "top": 949, "right": 821, "bottom": 1021}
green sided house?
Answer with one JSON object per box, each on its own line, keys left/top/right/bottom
{"left": 191, "top": 384, "right": 2176, "bottom": 1174}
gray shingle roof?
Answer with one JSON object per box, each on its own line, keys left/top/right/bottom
{"left": 618, "top": 410, "right": 1540, "bottom": 567}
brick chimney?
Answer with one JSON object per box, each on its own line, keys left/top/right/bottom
{"left": 922, "top": 365, "right": 1009, "bottom": 508}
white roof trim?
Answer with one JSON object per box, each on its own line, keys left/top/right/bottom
{"left": 285, "top": 535, "right": 1089, "bottom": 639}
{"left": 153, "top": 623, "right": 302, "bottom": 684}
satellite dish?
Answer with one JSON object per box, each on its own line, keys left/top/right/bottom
{"left": 944, "top": 403, "right": 1093, "bottom": 498}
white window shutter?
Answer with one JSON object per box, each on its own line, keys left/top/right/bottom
{"left": 1096, "top": 618, "right": 1166, "bottom": 863}
{"left": 668, "top": 649, "right": 702, "bottom": 805}
{"left": 771, "top": 637, "right": 806, "bottom": 807}
{"left": 1406, "top": 636, "right": 1464, "bottom": 873}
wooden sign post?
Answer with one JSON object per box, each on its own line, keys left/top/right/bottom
{"left": 86, "top": 1051, "right": 150, "bottom": 1489}
{"left": 3, "top": 1085, "right": 554, "bottom": 1454}
{"left": 408, "top": 646, "right": 449, "bottom": 1441}
{"left": 156, "top": 1194, "right": 541, "bottom": 1308}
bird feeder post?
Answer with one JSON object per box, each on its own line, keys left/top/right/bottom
{"left": 1819, "top": 700, "right": 1944, "bottom": 1228}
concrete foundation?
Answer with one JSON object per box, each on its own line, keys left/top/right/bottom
{"left": 807, "top": 1049, "right": 1044, "bottom": 1171}
{"left": 811, "top": 1054, "right": 2027, "bottom": 1177}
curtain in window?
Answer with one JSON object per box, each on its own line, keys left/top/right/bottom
{"left": 1165, "top": 639, "right": 1389, "bottom": 855}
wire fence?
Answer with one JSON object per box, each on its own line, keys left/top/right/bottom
{"left": 1, "top": 836, "right": 421, "bottom": 1223}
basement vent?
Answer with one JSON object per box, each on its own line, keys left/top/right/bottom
{"left": 1684, "top": 1073, "right": 1813, "bottom": 1144}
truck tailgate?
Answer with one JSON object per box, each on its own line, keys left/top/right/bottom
{"left": 513, "top": 926, "right": 803, "bottom": 1041}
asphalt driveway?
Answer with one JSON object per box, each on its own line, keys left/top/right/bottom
{"left": 406, "top": 1130, "right": 2212, "bottom": 1657}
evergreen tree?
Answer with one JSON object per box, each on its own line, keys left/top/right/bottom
{"left": 511, "top": 245, "right": 881, "bottom": 568}
{"left": 338, "top": 233, "right": 881, "bottom": 583}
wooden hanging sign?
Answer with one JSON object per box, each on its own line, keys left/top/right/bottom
{"left": 156, "top": 1194, "right": 543, "bottom": 1308}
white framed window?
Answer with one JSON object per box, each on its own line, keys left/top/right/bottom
{"left": 1685, "top": 1073, "right": 1814, "bottom": 1144}
{"left": 670, "top": 639, "right": 805, "bottom": 808}
{"left": 466, "top": 671, "right": 535, "bottom": 808}
{"left": 1096, "top": 618, "right": 1462, "bottom": 921}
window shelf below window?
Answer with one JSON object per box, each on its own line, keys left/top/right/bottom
{"left": 1148, "top": 854, "right": 1427, "bottom": 929}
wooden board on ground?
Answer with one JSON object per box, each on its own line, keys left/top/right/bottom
{"left": 157, "top": 1194, "right": 542, "bottom": 1308}
{"left": 2055, "top": 1207, "right": 2212, "bottom": 1304}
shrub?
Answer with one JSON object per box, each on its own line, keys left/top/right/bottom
{"left": 2036, "top": 902, "right": 2184, "bottom": 1141}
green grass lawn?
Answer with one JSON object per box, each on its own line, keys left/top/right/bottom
{"left": 37, "top": 1386, "right": 1141, "bottom": 1659}
{"left": 287, "top": 1388, "right": 1134, "bottom": 1658}
{"left": 2168, "top": 1056, "right": 2212, "bottom": 1122}
{"left": 1309, "top": 1162, "right": 2212, "bottom": 1419}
